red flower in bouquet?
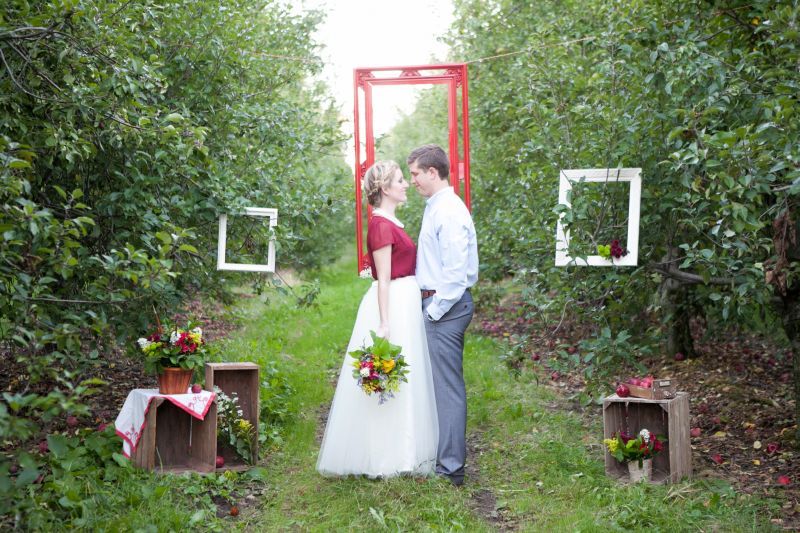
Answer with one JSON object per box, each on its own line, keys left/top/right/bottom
{"left": 350, "top": 331, "right": 409, "bottom": 404}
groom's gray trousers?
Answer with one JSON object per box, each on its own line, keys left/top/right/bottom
{"left": 422, "top": 290, "right": 473, "bottom": 483}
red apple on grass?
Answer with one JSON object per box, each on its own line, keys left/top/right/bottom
{"left": 711, "top": 454, "right": 724, "bottom": 465}
{"left": 66, "top": 415, "right": 78, "bottom": 428}
{"left": 778, "top": 475, "right": 791, "bottom": 486}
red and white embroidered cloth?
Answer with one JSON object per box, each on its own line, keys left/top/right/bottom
{"left": 114, "top": 388, "right": 216, "bottom": 458}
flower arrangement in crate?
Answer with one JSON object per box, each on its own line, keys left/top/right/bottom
{"left": 349, "top": 331, "right": 409, "bottom": 404}
{"left": 604, "top": 428, "right": 666, "bottom": 482}
{"left": 214, "top": 386, "right": 256, "bottom": 465}
{"left": 137, "top": 321, "right": 208, "bottom": 394}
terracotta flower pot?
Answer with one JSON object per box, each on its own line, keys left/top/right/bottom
{"left": 627, "top": 458, "right": 653, "bottom": 483}
{"left": 157, "top": 367, "right": 193, "bottom": 394}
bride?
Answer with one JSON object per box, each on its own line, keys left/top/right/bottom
{"left": 316, "top": 160, "right": 438, "bottom": 478}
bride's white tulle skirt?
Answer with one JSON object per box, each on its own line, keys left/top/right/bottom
{"left": 317, "top": 276, "right": 438, "bottom": 478}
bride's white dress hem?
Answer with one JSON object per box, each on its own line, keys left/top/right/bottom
{"left": 316, "top": 275, "right": 439, "bottom": 478}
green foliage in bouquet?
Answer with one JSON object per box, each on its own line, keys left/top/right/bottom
{"left": 215, "top": 387, "right": 256, "bottom": 464}
{"left": 349, "top": 331, "right": 410, "bottom": 404}
{"left": 604, "top": 429, "right": 666, "bottom": 468}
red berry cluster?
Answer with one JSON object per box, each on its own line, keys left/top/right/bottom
{"left": 610, "top": 239, "right": 628, "bottom": 259}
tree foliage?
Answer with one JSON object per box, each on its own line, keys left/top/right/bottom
{"left": 1, "top": 0, "right": 351, "bottom": 513}
{"left": 440, "top": 0, "right": 800, "bottom": 411}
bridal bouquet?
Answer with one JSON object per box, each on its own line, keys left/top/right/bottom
{"left": 350, "top": 331, "right": 409, "bottom": 404}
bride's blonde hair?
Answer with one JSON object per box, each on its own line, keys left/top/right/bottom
{"left": 362, "top": 160, "right": 400, "bottom": 207}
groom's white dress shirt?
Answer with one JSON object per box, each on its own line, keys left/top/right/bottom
{"left": 417, "top": 187, "right": 479, "bottom": 321}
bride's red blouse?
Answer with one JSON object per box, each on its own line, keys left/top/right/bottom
{"left": 366, "top": 215, "right": 416, "bottom": 280}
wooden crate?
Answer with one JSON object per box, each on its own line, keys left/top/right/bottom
{"left": 626, "top": 378, "right": 677, "bottom": 400}
{"left": 205, "top": 362, "right": 260, "bottom": 470}
{"left": 131, "top": 398, "right": 217, "bottom": 473}
{"left": 603, "top": 392, "right": 691, "bottom": 484}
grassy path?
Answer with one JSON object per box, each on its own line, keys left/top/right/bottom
{"left": 222, "top": 254, "right": 777, "bottom": 531}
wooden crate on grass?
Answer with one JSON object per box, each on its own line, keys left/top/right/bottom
{"left": 205, "top": 362, "right": 260, "bottom": 470}
{"left": 132, "top": 398, "right": 217, "bottom": 473}
{"left": 603, "top": 392, "right": 691, "bottom": 484}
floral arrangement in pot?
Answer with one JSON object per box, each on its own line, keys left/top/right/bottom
{"left": 604, "top": 428, "right": 666, "bottom": 482}
{"left": 214, "top": 386, "right": 256, "bottom": 465}
{"left": 137, "top": 321, "right": 208, "bottom": 394}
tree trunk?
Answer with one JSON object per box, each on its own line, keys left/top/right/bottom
{"left": 662, "top": 277, "right": 697, "bottom": 359}
{"left": 779, "top": 292, "right": 800, "bottom": 446}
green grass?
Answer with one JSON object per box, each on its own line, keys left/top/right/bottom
{"left": 219, "top": 251, "right": 779, "bottom": 531}
{"left": 13, "top": 252, "right": 779, "bottom": 531}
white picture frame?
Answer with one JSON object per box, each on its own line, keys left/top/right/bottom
{"left": 555, "top": 168, "right": 641, "bottom": 267}
{"left": 217, "top": 207, "right": 278, "bottom": 272}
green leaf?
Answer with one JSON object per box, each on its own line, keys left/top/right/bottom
{"left": 47, "top": 434, "right": 69, "bottom": 458}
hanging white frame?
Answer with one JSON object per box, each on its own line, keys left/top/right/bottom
{"left": 555, "top": 168, "right": 641, "bottom": 267}
{"left": 217, "top": 207, "right": 278, "bottom": 272}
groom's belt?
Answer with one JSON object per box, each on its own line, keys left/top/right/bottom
{"left": 420, "top": 289, "right": 436, "bottom": 299}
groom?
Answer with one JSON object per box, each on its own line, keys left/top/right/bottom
{"left": 408, "top": 144, "right": 478, "bottom": 486}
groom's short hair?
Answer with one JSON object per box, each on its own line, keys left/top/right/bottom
{"left": 408, "top": 144, "right": 449, "bottom": 181}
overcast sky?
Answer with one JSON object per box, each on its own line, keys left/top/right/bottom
{"left": 293, "top": 0, "right": 454, "bottom": 162}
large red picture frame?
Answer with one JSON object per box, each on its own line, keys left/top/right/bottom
{"left": 353, "top": 63, "right": 471, "bottom": 274}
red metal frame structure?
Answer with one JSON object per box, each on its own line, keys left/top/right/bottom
{"left": 353, "top": 63, "right": 471, "bottom": 273}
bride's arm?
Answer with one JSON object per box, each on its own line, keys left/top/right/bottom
{"left": 372, "top": 245, "right": 392, "bottom": 338}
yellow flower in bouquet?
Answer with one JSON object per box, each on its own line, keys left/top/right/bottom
{"left": 349, "top": 331, "right": 409, "bottom": 404}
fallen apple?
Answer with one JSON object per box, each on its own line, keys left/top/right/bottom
{"left": 711, "top": 454, "right": 724, "bottom": 465}
{"left": 690, "top": 427, "right": 701, "bottom": 438}
{"left": 230, "top": 506, "right": 240, "bottom": 516}
{"left": 550, "top": 371, "right": 560, "bottom": 380}
{"left": 531, "top": 353, "right": 540, "bottom": 362}
{"left": 38, "top": 440, "right": 48, "bottom": 454}
{"left": 673, "top": 352, "right": 686, "bottom": 361}
{"left": 777, "top": 475, "right": 791, "bottom": 486}
{"left": 615, "top": 383, "right": 630, "bottom": 398}
{"left": 66, "top": 415, "right": 79, "bottom": 428}
{"left": 767, "top": 443, "right": 779, "bottom": 454}
{"left": 216, "top": 455, "right": 225, "bottom": 468}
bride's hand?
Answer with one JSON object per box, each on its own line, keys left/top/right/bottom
{"left": 376, "top": 323, "right": 389, "bottom": 339}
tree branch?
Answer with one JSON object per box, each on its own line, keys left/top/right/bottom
{"left": 649, "top": 263, "right": 739, "bottom": 285}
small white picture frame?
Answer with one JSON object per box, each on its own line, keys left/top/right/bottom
{"left": 555, "top": 168, "right": 641, "bottom": 267}
{"left": 217, "top": 207, "right": 278, "bottom": 272}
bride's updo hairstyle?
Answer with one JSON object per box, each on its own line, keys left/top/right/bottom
{"left": 362, "top": 160, "right": 400, "bottom": 207}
